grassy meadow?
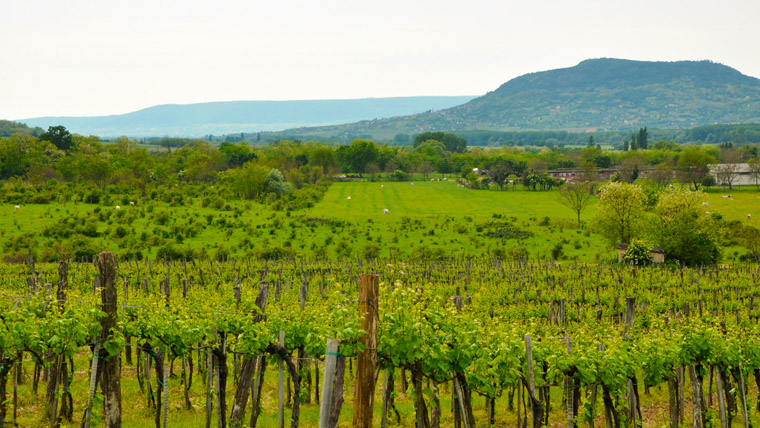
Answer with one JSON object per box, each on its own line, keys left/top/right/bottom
{"left": 1, "top": 180, "right": 759, "bottom": 263}
{"left": 0, "top": 180, "right": 611, "bottom": 263}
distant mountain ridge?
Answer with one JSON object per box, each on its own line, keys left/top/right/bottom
{"left": 18, "top": 96, "right": 477, "bottom": 137}
{"left": 275, "top": 58, "right": 760, "bottom": 140}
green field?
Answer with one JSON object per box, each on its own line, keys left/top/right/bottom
{"left": 2, "top": 181, "right": 760, "bottom": 264}
{"left": 0, "top": 180, "right": 610, "bottom": 263}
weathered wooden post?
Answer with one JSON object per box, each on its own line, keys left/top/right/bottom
{"left": 97, "top": 251, "right": 122, "bottom": 428}
{"left": 318, "top": 339, "right": 340, "bottom": 428}
{"left": 352, "top": 274, "right": 379, "bottom": 428}
{"left": 525, "top": 335, "right": 543, "bottom": 428}
{"left": 279, "top": 329, "right": 286, "bottom": 428}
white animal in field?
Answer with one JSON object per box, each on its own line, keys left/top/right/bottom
{"left": 347, "top": 196, "right": 351, "bottom": 200}
{"left": 706, "top": 212, "right": 711, "bottom": 215}
{"left": 722, "top": 195, "right": 729, "bottom": 198}
{"left": 380, "top": 185, "right": 384, "bottom": 189}
{"left": 702, "top": 202, "right": 709, "bottom": 206}
{"left": 410, "top": 183, "right": 414, "bottom": 186}
{"left": 383, "top": 209, "right": 389, "bottom": 214}
{"left": 129, "top": 201, "right": 135, "bottom": 206}
{"left": 14, "top": 205, "right": 20, "bottom": 210}
{"left": 115, "top": 206, "right": 120, "bottom": 210}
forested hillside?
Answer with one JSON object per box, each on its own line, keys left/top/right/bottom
{"left": 273, "top": 59, "right": 760, "bottom": 140}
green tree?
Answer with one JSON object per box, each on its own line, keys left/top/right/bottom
{"left": 594, "top": 182, "right": 647, "bottom": 245}
{"left": 219, "top": 142, "right": 256, "bottom": 168}
{"left": 264, "top": 168, "right": 292, "bottom": 196}
{"left": 638, "top": 127, "right": 648, "bottom": 150}
{"left": 488, "top": 163, "right": 513, "bottom": 190}
{"left": 652, "top": 187, "right": 720, "bottom": 265}
{"left": 337, "top": 139, "right": 379, "bottom": 176}
{"left": 676, "top": 147, "right": 716, "bottom": 190}
{"left": 40, "top": 125, "right": 73, "bottom": 151}
{"left": 558, "top": 182, "right": 595, "bottom": 227}
{"left": 0, "top": 133, "right": 33, "bottom": 178}
{"left": 747, "top": 158, "right": 760, "bottom": 190}
{"left": 308, "top": 146, "right": 338, "bottom": 174}
{"left": 413, "top": 132, "right": 467, "bottom": 153}
{"left": 230, "top": 162, "right": 270, "bottom": 199}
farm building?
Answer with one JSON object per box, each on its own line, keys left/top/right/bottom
{"left": 548, "top": 168, "right": 617, "bottom": 182}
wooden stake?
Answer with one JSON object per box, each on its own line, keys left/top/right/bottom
{"left": 352, "top": 274, "right": 379, "bottom": 428}
{"left": 318, "top": 339, "right": 340, "bottom": 428}
{"left": 279, "top": 329, "right": 285, "bottom": 428}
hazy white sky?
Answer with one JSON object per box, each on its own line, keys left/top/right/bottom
{"left": 2, "top": 0, "right": 759, "bottom": 119}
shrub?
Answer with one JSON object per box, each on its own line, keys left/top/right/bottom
{"left": 622, "top": 240, "right": 652, "bottom": 265}
{"left": 550, "top": 242, "right": 564, "bottom": 260}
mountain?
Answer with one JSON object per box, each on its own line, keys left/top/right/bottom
{"left": 18, "top": 96, "right": 477, "bottom": 138}
{"left": 273, "top": 58, "right": 760, "bottom": 141}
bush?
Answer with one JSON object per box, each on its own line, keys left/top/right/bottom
{"left": 391, "top": 170, "right": 408, "bottom": 181}
{"left": 622, "top": 240, "right": 652, "bottom": 265}
{"left": 550, "top": 242, "right": 564, "bottom": 260}
{"left": 156, "top": 243, "right": 195, "bottom": 261}
{"left": 362, "top": 243, "right": 380, "bottom": 260}
{"left": 256, "top": 246, "right": 293, "bottom": 260}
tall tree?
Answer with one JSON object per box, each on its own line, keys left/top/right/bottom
{"left": 40, "top": 125, "right": 73, "bottom": 151}
{"left": 558, "top": 182, "right": 595, "bottom": 227}
{"left": 337, "top": 139, "right": 379, "bottom": 176}
{"left": 747, "top": 158, "right": 760, "bottom": 190}
{"left": 715, "top": 148, "right": 741, "bottom": 190}
{"left": 652, "top": 188, "right": 720, "bottom": 265}
{"left": 412, "top": 132, "right": 467, "bottom": 153}
{"left": 677, "top": 147, "right": 716, "bottom": 190}
{"left": 638, "top": 127, "right": 648, "bottom": 150}
{"left": 594, "top": 182, "right": 647, "bottom": 245}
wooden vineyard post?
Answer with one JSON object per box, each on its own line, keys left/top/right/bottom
{"left": 566, "top": 337, "right": 575, "bottom": 428}
{"left": 318, "top": 339, "right": 340, "bottom": 428}
{"left": 738, "top": 366, "right": 750, "bottom": 428}
{"left": 230, "top": 281, "right": 269, "bottom": 428}
{"left": 525, "top": 335, "right": 543, "bottom": 428}
{"left": 381, "top": 368, "right": 388, "bottom": 428}
{"left": 715, "top": 366, "right": 727, "bottom": 428}
{"left": 687, "top": 365, "right": 702, "bottom": 428}
{"left": 162, "top": 361, "right": 169, "bottom": 428}
{"left": 97, "top": 251, "right": 122, "bottom": 428}
{"left": 205, "top": 343, "right": 214, "bottom": 428}
{"left": 83, "top": 342, "right": 101, "bottom": 428}
{"left": 353, "top": 274, "right": 379, "bottom": 428}
{"left": 279, "top": 329, "right": 286, "bottom": 428}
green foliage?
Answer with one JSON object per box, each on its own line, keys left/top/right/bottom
{"left": 594, "top": 182, "right": 647, "bottom": 245}
{"left": 652, "top": 188, "right": 720, "bottom": 265}
{"left": 677, "top": 146, "right": 716, "bottom": 190}
{"left": 219, "top": 142, "right": 256, "bottom": 167}
{"left": 412, "top": 132, "right": 467, "bottom": 153}
{"left": 274, "top": 59, "right": 760, "bottom": 140}
{"left": 336, "top": 139, "right": 379, "bottom": 174}
{"left": 622, "top": 240, "right": 652, "bottom": 265}
{"left": 40, "top": 125, "right": 74, "bottom": 151}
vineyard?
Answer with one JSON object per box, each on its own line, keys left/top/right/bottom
{"left": 2, "top": 254, "right": 760, "bottom": 428}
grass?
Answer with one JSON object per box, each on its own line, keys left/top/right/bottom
{"left": 2, "top": 181, "right": 760, "bottom": 264}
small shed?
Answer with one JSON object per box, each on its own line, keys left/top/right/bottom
{"left": 650, "top": 248, "right": 665, "bottom": 264}
{"left": 617, "top": 244, "right": 665, "bottom": 264}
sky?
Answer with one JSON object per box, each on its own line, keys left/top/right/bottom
{"left": 2, "top": 0, "right": 759, "bottom": 120}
